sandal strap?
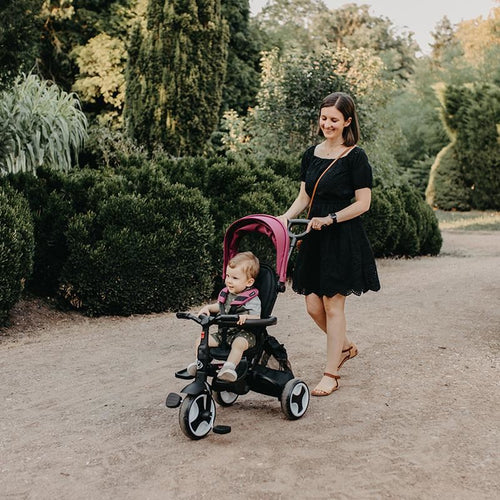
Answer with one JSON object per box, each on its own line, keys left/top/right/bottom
{"left": 323, "top": 372, "right": 340, "bottom": 379}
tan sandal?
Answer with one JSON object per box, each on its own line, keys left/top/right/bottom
{"left": 338, "top": 343, "right": 358, "bottom": 370}
{"left": 311, "top": 372, "right": 340, "bottom": 396}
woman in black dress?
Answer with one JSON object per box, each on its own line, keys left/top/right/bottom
{"left": 278, "top": 92, "right": 380, "bottom": 396}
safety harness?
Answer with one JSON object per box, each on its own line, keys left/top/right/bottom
{"left": 218, "top": 287, "right": 259, "bottom": 314}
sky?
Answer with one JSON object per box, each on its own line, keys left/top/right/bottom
{"left": 249, "top": 0, "right": 497, "bottom": 54}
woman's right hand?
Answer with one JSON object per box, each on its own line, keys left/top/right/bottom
{"left": 276, "top": 215, "right": 289, "bottom": 227}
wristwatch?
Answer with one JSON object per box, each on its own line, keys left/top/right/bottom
{"left": 329, "top": 213, "right": 337, "bottom": 224}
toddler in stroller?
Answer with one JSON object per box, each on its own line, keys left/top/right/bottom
{"left": 166, "top": 214, "right": 310, "bottom": 440}
{"left": 186, "top": 251, "right": 262, "bottom": 383}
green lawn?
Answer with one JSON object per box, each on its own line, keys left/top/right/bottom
{"left": 436, "top": 209, "right": 500, "bottom": 231}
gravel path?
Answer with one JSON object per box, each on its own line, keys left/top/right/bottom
{"left": 1, "top": 230, "right": 499, "bottom": 499}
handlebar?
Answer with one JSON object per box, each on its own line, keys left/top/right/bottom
{"left": 176, "top": 312, "right": 277, "bottom": 328}
{"left": 287, "top": 218, "right": 309, "bottom": 239}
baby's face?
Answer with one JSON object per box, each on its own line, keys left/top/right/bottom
{"left": 225, "top": 264, "right": 253, "bottom": 294}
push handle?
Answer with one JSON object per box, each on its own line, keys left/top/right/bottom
{"left": 288, "top": 218, "right": 310, "bottom": 240}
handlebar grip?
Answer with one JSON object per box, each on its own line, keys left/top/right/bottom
{"left": 288, "top": 219, "right": 310, "bottom": 239}
{"left": 176, "top": 312, "right": 191, "bottom": 319}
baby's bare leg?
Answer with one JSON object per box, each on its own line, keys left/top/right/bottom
{"left": 227, "top": 336, "right": 249, "bottom": 366}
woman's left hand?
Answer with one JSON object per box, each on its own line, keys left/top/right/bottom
{"left": 307, "top": 216, "right": 332, "bottom": 232}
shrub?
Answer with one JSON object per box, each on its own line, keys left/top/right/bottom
{"left": 365, "top": 184, "right": 442, "bottom": 257}
{"left": 419, "top": 203, "right": 442, "bottom": 255}
{"left": 59, "top": 182, "right": 215, "bottom": 316}
{"left": 3, "top": 167, "right": 129, "bottom": 296}
{"left": 426, "top": 143, "right": 471, "bottom": 211}
{"left": 0, "top": 73, "right": 88, "bottom": 175}
{"left": 0, "top": 185, "right": 34, "bottom": 325}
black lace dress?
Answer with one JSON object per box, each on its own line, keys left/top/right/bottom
{"left": 292, "top": 145, "right": 381, "bottom": 297}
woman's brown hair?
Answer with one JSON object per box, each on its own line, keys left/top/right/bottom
{"left": 317, "top": 92, "right": 360, "bottom": 146}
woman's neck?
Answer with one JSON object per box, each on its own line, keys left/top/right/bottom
{"left": 317, "top": 139, "right": 347, "bottom": 158}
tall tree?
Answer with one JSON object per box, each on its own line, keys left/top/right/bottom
{"left": 255, "top": 0, "right": 325, "bottom": 52}
{"left": 39, "top": 0, "right": 135, "bottom": 91}
{"left": 125, "top": 0, "right": 229, "bottom": 155}
{"left": 0, "top": 0, "right": 43, "bottom": 89}
{"left": 220, "top": 0, "right": 262, "bottom": 115}
{"left": 430, "top": 16, "right": 458, "bottom": 63}
{"left": 315, "top": 3, "right": 418, "bottom": 83}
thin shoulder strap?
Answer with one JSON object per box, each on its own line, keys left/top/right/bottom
{"left": 306, "top": 146, "right": 353, "bottom": 218}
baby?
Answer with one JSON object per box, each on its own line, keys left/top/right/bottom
{"left": 187, "top": 251, "right": 261, "bottom": 382}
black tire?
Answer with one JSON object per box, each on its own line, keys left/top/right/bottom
{"left": 280, "top": 378, "right": 309, "bottom": 420}
{"left": 213, "top": 389, "right": 239, "bottom": 407}
{"left": 179, "top": 393, "right": 216, "bottom": 440}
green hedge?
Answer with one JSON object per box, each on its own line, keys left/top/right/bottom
{"left": 3, "top": 167, "right": 128, "bottom": 295}
{"left": 0, "top": 186, "right": 34, "bottom": 325}
{"left": 365, "top": 184, "right": 442, "bottom": 257}
{"left": 59, "top": 179, "right": 215, "bottom": 316}
{"left": 1, "top": 154, "right": 442, "bottom": 319}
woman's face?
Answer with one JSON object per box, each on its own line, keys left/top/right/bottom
{"left": 319, "top": 106, "right": 351, "bottom": 141}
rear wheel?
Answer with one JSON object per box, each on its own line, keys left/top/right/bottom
{"left": 280, "top": 378, "right": 309, "bottom": 420}
{"left": 179, "top": 393, "right": 216, "bottom": 440}
{"left": 213, "top": 389, "right": 239, "bottom": 407}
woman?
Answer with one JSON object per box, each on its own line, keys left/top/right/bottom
{"left": 278, "top": 92, "right": 380, "bottom": 396}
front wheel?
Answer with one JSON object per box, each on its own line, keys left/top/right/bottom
{"left": 179, "top": 393, "right": 216, "bottom": 440}
{"left": 280, "top": 378, "right": 310, "bottom": 420}
{"left": 213, "top": 389, "right": 239, "bottom": 407}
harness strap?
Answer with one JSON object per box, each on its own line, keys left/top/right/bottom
{"left": 218, "top": 287, "right": 259, "bottom": 314}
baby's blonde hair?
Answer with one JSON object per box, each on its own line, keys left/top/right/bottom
{"left": 228, "top": 251, "right": 260, "bottom": 280}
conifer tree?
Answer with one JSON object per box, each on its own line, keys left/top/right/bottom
{"left": 221, "top": 0, "right": 263, "bottom": 115}
{"left": 125, "top": 0, "right": 229, "bottom": 155}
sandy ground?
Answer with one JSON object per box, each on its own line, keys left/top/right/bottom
{"left": 1, "top": 230, "right": 499, "bottom": 500}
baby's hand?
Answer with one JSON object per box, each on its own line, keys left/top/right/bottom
{"left": 237, "top": 314, "right": 249, "bottom": 325}
{"left": 198, "top": 306, "right": 211, "bottom": 317}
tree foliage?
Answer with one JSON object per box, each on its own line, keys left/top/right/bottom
{"left": 71, "top": 33, "right": 127, "bottom": 126}
{"left": 426, "top": 82, "right": 500, "bottom": 210}
{"left": 256, "top": 1, "right": 418, "bottom": 83}
{"left": 0, "top": 0, "right": 43, "bottom": 90}
{"left": 125, "top": 0, "right": 229, "bottom": 155}
{"left": 220, "top": 0, "right": 263, "bottom": 115}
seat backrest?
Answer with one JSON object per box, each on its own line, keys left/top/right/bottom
{"left": 254, "top": 264, "right": 279, "bottom": 319}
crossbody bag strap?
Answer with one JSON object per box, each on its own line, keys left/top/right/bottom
{"left": 306, "top": 146, "right": 353, "bottom": 218}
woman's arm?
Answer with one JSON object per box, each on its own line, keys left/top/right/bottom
{"left": 307, "top": 187, "right": 371, "bottom": 231}
{"left": 336, "top": 187, "right": 371, "bottom": 222}
{"left": 278, "top": 182, "right": 310, "bottom": 225}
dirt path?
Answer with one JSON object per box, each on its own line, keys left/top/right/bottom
{"left": 1, "top": 231, "right": 499, "bottom": 500}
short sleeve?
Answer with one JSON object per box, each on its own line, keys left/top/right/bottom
{"left": 244, "top": 297, "right": 261, "bottom": 317}
{"left": 300, "top": 146, "right": 315, "bottom": 182}
{"left": 351, "top": 148, "right": 373, "bottom": 190}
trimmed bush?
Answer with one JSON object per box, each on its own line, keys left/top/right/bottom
{"left": 4, "top": 167, "right": 129, "bottom": 295}
{"left": 59, "top": 181, "right": 215, "bottom": 316}
{"left": 426, "top": 144, "right": 470, "bottom": 211}
{"left": 365, "top": 184, "right": 442, "bottom": 257}
{"left": 426, "top": 83, "right": 500, "bottom": 211}
{"left": 0, "top": 186, "right": 34, "bottom": 325}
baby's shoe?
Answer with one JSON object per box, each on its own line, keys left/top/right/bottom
{"left": 186, "top": 360, "right": 202, "bottom": 376}
{"left": 217, "top": 362, "right": 237, "bottom": 382}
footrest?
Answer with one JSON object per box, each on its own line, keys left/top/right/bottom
{"left": 166, "top": 392, "right": 182, "bottom": 408}
{"left": 213, "top": 425, "right": 231, "bottom": 434}
{"left": 175, "top": 368, "right": 194, "bottom": 380}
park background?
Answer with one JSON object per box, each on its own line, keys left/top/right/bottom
{"left": 0, "top": 0, "right": 499, "bottom": 324}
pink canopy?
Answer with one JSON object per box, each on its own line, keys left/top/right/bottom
{"left": 223, "top": 214, "right": 290, "bottom": 287}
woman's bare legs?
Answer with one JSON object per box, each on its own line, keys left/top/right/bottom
{"left": 306, "top": 293, "right": 350, "bottom": 393}
{"left": 306, "top": 293, "right": 352, "bottom": 348}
